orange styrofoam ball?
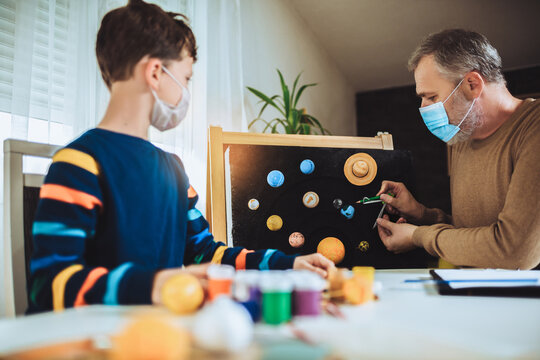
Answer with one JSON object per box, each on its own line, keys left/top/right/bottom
{"left": 317, "top": 237, "right": 345, "bottom": 264}
{"left": 111, "top": 315, "right": 190, "bottom": 360}
{"left": 343, "top": 276, "right": 373, "bottom": 305}
{"left": 161, "top": 273, "right": 204, "bottom": 314}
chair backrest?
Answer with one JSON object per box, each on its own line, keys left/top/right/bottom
{"left": 3, "top": 139, "right": 60, "bottom": 317}
{"left": 206, "top": 126, "right": 394, "bottom": 245}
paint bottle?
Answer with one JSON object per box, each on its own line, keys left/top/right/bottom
{"left": 260, "top": 272, "right": 293, "bottom": 325}
{"left": 290, "top": 271, "right": 325, "bottom": 316}
{"left": 234, "top": 270, "right": 262, "bottom": 322}
{"left": 234, "top": 270, "right": 261, "bottom": 304}
{"left": 352, "top": 266, "right": 375, "bottom": 282}
{"left": 207, "top": 264, "right": 235, "bottom": 301}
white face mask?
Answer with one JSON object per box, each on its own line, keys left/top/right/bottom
{"left": 150, "top": 66, "right": 190, "bottom": 131}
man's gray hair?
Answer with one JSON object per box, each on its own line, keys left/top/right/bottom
{"left": 408, "top": 29, "right": 505, "bottom": 84}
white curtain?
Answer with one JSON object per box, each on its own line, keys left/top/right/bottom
{"left": 0, "top": 0, "right": 247, "bottom": 317}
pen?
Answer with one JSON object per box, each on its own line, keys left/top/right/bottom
{"left": 357, "top": 192, "right": 395, "bottom": 205}
{"left": 357, "top": 195, "right": 382, "bottom": 204}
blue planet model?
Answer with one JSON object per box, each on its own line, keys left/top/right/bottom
{"left": 267, "top": 170, "right": 285, "bottom": 187}
{"left": 340, "top": 205, "right": 355, "bottom": 219}
{"left": 300, "top": 159, "right": 315, "bottom": 174}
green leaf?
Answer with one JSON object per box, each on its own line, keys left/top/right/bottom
{"left": 275, "top": 97, "right": 285, "bottom": 109}
{"left": 246, "top": 86, "right": 285, "bottom": 116}
{"left": 293, "top": 83, "right": 317, "bottom": 108}
{"left": 290, "top": 109, "right": 300, "bottom": 133}
{"left": 277, "top": 70, "right": 290, "bottom": 118}
{"left": 306, "top": 115, "right": 330, "bottom": 134}
{"left": 291, "top": 72, "right": 303, "bottom": 105}
{"left": 271, "top": 121, "right": 279, "bottom": 133}
{"left": 305, "top": 114, "right": 323, "bottom": 128}
{"left": 262, "top": 118, "right": 280, "bottom": 133}
{"left": 300, "top": 114, "right": 315, "bottom": 126}
{"left": 275, "top": 118, "right": 290, "bottom": 133}
{"left": 248, "top": 117, "right": 271, "bottom": 130}
{"left": 301, "top": 123, "right": 311, "bottom": 134}
{"left": 257, "top": 95, "right": 280, "bottom": 119}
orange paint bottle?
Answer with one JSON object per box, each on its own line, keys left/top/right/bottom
{"left": 207, "top": 264, "right": 235, "bottom": 301}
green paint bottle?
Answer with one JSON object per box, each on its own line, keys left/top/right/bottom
{"left": 261, "top": 273, "right": 293, "bottom": 325}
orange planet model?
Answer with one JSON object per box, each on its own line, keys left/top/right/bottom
{"left": 317, "top": 237, "right": 345, "bottom": 264}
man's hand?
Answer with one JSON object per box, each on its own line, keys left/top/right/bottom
{"left": 376, "top": 215, "right": 418, "bottom": 253}
{"left": 293, "top": 253, "right": 336, "bottom": 278}
{"left": 152, "top": 263, "right": 210, "bottom": 305}
{"left": 377, "top": 180, "right": 425, "bottom": 223}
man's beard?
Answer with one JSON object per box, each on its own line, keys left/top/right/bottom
{"left": 446, "top": 91, "right": 483, "bottom": 145}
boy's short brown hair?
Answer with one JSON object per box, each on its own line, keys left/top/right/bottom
{"left": 96, "top": 0, "right": 197, "bottom": 88}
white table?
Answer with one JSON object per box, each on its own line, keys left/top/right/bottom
{"left": 1, "top": 270, "right": 539, "bottom": 359}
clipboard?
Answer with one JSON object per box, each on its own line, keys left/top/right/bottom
{"left": 429, "top": 269, "right": 540, "bottom": 298}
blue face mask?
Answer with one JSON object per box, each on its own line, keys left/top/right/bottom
{"left": 419, "top": 78, "right": 477, "bottom": 143}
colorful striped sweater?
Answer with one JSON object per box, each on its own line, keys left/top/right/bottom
{"left": 28, "top": 128, "right": 296, "bottom": 313}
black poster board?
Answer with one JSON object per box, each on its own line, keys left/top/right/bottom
{"left": 227, "top": 144, "right": 435, "bottom": 269}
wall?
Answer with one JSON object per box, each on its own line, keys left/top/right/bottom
{"left": 355, "top": 66, "right": 540, "bottom": 214}
{"left": 240, "top": 0, "right": 356, "bottom": 136}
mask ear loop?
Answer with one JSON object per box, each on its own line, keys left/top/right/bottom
{"left": 442, "top": 78, "right": 465, "bottom": 104}
{"left": 162, "top": 66, "right": 188, "bottom": 92}
{"left": 161, "top": 65, "right": 190, "bottom": 104}
{"left": 456, "top": 98, "right": 476, "bottom": 128}
{"left": 456, "top": 80, "right": 484, "bottom": 128}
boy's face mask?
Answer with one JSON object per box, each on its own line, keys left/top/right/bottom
{"left": 150, "top": 66, "right": 190, "bottom": 131}
{"left": 419, "top": 78, "right": 477, "bottom": 143}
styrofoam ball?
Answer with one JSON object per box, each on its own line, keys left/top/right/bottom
{"left": 192, "top": 297, "right": 254, "bottom": 352}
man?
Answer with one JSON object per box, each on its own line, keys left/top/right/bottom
{"left": 375, "top": 29, "right": 539, "bottom": 269}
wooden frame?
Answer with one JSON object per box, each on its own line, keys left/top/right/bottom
{"left": 3, "top": 139, "right": 60, "bottom": 317}
{"left": 206, "top": 126, "right": 393, "bottom": 244}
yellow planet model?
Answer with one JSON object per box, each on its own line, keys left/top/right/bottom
{"left": 317, "top": 237, "right": 345, "bottom": 264}
{"left": 266, "top": 215, "right": 283, "bottom": 231}
{"left": 161, "top": 273, "right": 204, "bottom": 315}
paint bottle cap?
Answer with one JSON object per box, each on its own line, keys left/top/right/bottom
{"left": 235, "top": 270, "right": 260, "bottom": 285}
{"left": 234, "top": 270, "right": 260, "bottom": 302}
{"left": 207, "top": 264, "right": 235, "bottom": 280}
{"left": 288, "top": 271, "right": 326, "bottom": 291}
{"left": 259, "top": 272, "right": 293, "bottom": 292}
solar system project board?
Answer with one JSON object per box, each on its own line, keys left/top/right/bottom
{"left": 227, "top": 144, "right": 435, "bottom": 269}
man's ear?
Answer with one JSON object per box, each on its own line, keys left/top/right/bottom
{"left": 463, "top": 71, "right": 484, "bottom": 100}
{"left": 144, "top": 58, "right": 163, "bottom": 91}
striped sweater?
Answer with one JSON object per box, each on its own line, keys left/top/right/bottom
{"left": 28, "top": 128, "right": 296, "bottom": 313}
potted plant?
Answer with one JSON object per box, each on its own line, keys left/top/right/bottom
{"left": 247, "top": 70, "right": 330, "bottom": 135}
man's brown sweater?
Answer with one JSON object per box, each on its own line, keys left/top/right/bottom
{"left": 412, "top": 98, "right": 540, "bottom": 269}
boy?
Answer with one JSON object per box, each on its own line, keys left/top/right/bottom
{"left": 28, "top": 0, "right": 334, "bottom": 313}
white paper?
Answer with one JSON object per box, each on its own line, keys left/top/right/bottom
{"left": 432, "top": 269, "right": 540, "bottom": 289}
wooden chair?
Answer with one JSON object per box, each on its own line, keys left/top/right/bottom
{"left": 3, "top": 139, "right": 60, "bottom": 317}
{"left": 206, "top": 126, "right": 393, "bottom": 245}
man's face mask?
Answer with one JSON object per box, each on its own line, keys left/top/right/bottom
{"left": 150, "top": 66, "right": 190, "bottom": 131}
{"left": 419, "top": 78, "right": 477, "bottom": 143}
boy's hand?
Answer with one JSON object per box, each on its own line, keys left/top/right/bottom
{"left": 151, "top": 263, "right": 210, "bottom": 305}
{"left": 293, "top": 253, "right": 336, "bottom": 278}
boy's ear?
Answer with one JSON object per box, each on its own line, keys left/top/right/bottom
{"left": 144, "top": 58, "right": 163, "bottom": 91}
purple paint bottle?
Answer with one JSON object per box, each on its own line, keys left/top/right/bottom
{"left": 289, "top": 271, "right": 325, "bottom": 316}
